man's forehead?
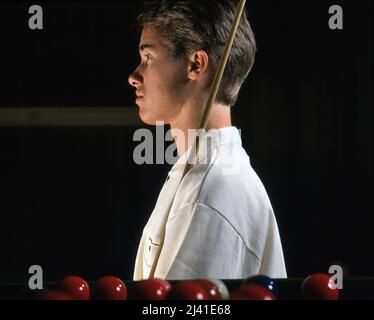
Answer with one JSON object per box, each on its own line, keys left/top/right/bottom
{"left": 139, "top": 25, "right": 167, "bottom": 51}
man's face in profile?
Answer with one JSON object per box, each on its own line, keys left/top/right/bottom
{"left": 128, "top": 25, "right": 189, "bottom": 125}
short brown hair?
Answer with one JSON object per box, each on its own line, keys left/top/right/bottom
{"left": 137, "top": 0, "right": 257, "bottom": 106}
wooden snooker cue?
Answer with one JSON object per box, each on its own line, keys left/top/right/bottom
{"left": 148, "top": 0, "right": 247, "bottom": 279}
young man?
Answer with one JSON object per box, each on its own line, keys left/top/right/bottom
{"left": 128, "top": 0, "right": 287, "bottom": 280}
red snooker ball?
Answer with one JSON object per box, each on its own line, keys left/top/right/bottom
{"left": 58, "top": 275, "right": 90, "bottom": 300}
{"left": 92, "top": 276, "right": 127, "bottom": 300}
{"left": 195, "top": 279, "right": 223, "bottom": 300}
{"left": 129, "top": 278, "right": 171, "bottom": 300}
{"left": 230, "top": 283, "right": 276, "bottom": 300}
{"left": 209, "top": 279, "right": 230, "bottom": 300}
{"left": 301, "top": 273, "right": 339, "bottom": 300}
{"left": 167, "top": 281, "right": 209, "bottom": 300}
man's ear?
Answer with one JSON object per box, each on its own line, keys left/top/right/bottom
{"left": 188, "top": 50, "right": 209, "bottom": 80}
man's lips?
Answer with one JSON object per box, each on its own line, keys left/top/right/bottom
{"left": 135, "top": 93, "right": 144, "bottom": 104}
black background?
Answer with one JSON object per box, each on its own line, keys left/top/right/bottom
{"left": 0, "top": 0, "right": 372, "bottom": 282}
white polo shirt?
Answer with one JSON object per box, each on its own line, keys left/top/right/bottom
{"left": 133, "top": 126, "right": 287, "bottom": 280}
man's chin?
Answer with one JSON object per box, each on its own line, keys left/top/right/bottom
{"left": 138, "top": 109, "right": 159, "bottom": 126}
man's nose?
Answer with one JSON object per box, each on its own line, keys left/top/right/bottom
{"left": 128, "top": 67, "right": 142, "bottom": 88}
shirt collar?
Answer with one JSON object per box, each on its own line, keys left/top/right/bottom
{"left": 170, "top": 126, "right": 242, "bottom": 172}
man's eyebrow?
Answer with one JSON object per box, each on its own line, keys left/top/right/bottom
{"left": 139, "top": 44, "right": 156, "bottom": 52}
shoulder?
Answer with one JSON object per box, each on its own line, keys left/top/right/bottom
{"left": 194, "top": 146, "right": 276, "bottom": 257}
{"left": 198, "top": 144, "right": 272, "bottom": 214}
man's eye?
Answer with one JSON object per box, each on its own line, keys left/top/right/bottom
{"left": 144, "top": 55, "right": 152, "bottom": 64}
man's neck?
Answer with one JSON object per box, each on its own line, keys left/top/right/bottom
{"left": 170, "top": 102, "right": 232, "bottom": 157}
